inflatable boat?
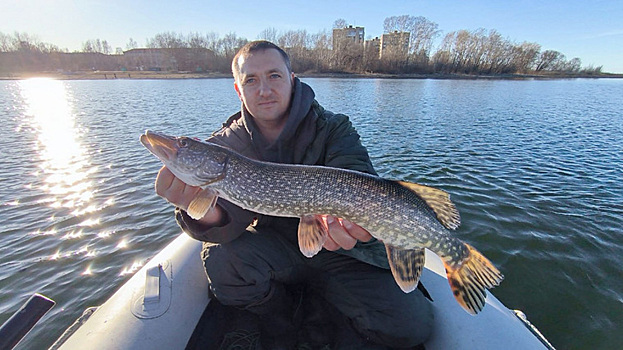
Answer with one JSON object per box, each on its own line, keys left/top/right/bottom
{"left": 48, "top": 233, "right": 554, "bottom": 349}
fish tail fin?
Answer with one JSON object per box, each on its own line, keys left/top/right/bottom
{"left": 443, "top": 243, "right": 504, "bottom": 315}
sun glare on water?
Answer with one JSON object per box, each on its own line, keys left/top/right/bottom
{"left": 19, "top": 78, "right": 93, "bottom": 212}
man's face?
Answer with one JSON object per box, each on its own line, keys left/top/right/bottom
{"left": 234, "top": 49, "right": 295, "bottom": 126}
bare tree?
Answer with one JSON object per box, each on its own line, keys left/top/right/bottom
{"left": 548, "top": 53, "right": 568, "bottom": 71}
{"left": 218, "top": 32, "right": 248, "bottom": 67}
{"left": 13, "top": 32, "right": 41, "bottom": 52}
{"left": 312, "top": 30, "right": 332, "bottom": 50}
{"left": 0, "top": 32, "right": 12, "bottom": 52}
{"left": 410, "top": 16, "right": 441, "bottom": 56}
{"left": 126, "top": 38, "right": 138, "bottom": 50}
{"left": 188, "top": 32, "right": 209, "bottom": 48}
{"left": 82, "top": 40, "right": 94, "bottom": 53}
{"left": 277, "top": 30, "right": 315, "bottom": 72}
{"left": 310, "top": 30, "right": 332, "bottom": 71}
{"left": 147, "top": 32, "right": 188, "bottom": 49}
{"left": 432, "top": 28, "right": 544, "bottom": 74}
{"left": 333, "top": 18, "right": 348, "bottom": 29}
{"left": 278, "top": 30, "right": 310, "bottom": 49}
{"left": 82, "top": 39, "right": 111, "bottom": 54}
{"left": 482, "top": 29, "right": 512, "bottom": 73}
{"left": 582, "top": 64, "right": 602, "bottom": 74}
{"left": 383, "top": 15, "right": 412, "bottom": 33}
{"left": 258, "top": 27, "right": 279, "bottom": 43}
{"left": 512, "top": 42, "right": 541, "bottom": 73}
{"left": 565, "top": 57, "right": 582, "bottom": 73}
{"left": 204, "top": 32, "right": 221, "bottom": 52}
{"left": 102, "top": 40, "right": 111, "bottom": 54}
{"left": 535, "top": 50, "right": 562, "bottom": 71}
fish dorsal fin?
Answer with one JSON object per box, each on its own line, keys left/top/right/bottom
{"left": 385, "top": 244, "right": 425, "bottom": 293}
{"left": 397, "top": 181, "right": 461, "bottom": 230}
{"left": 297, "top": 214, "right": 328, "bottom": 258}
{"left": 187, "top": 188, "right": 218, "bottom": 220}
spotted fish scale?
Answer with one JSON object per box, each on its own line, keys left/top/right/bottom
{"left": 220, "top": 156, "right": 456, "bottom": 252}
{"left": 140, "top": 131, "right": 504, "bottom": 315}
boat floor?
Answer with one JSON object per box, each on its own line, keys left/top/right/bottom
{"left": 185, "top": 286, "right": 425, "bottom": 350}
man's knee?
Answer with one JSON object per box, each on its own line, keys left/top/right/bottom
{"left": 202, "top": 241, "right": 273, "bottom": 306}
{"left": 359, "top": 290, "right": 434, "bottom": 347}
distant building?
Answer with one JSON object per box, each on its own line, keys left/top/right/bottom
{"left": 0, "top": 51, "right": 120, "bottom": 72}
{"left": 332, "top": 25, "right": 365, "bottom": 49}
{"left": 380, "top": 31, "right": 410, "bottom": 59}
{"left": 123, "top": 49, "right": 172, "bottom": 71}
{"left": 364, "top": 37, "right": 382, "bottom": 59}
{"left": 123, "top": 48, "right": 216, "bottom": 72}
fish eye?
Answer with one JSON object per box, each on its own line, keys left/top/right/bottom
{"left": 178, "top": 138, "right": 189, "bottom": 148}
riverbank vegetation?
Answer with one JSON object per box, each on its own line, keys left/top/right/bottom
{"left": 0, "top": 16, "right": 612, "bottom": 78}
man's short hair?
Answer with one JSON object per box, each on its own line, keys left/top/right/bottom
{"left": 231, "top": 40, "right": 292, "bottom": 80}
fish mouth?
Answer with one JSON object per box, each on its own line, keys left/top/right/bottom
{"left": 140, "top": 130, "right": 177, "bottom": 162}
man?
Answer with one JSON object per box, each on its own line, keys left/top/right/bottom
{"left": 155, "top": 41, "right": 432, "bottom": 348}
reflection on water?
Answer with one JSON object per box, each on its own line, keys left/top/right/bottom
{"left": 19, "top": 78, "right": 93, "bottom": 215}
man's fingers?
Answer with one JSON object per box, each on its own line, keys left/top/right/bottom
{"left": 155, "top": 166, "right": 201, "bottom": 209}
{"left": 325, "top": 216, "right": 357, "bottom": 250}
{"left": 340, "top": 219, "right": 372, "bottom": 242}
{"left": 323, "top": 235, "right": 340, "bottom": 251}
{"left": 155, "top": 166, "right": 175, "bottom": 196}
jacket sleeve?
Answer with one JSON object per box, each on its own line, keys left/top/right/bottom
{"left": 175, "top": 198, "right": 258, "bottom": 243}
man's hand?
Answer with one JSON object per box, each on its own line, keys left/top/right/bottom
{"left": 155, "top": 166, "right": 202, "bottom": 210}
{"left": 155, "top": 166, "right": 223, "bottom": 224}
{"left": 321, "top": 215, "right": 372, "bottom": 251}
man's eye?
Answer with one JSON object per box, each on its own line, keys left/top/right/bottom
{"left": 244, "top": 77, "right": 256, "bottom": 84}
{"left": 270, "top": 73, "right": 281, "bottom": 79}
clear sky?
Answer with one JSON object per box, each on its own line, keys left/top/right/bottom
{"left": 2, "top": 0, "right": 622, "bottom": 73}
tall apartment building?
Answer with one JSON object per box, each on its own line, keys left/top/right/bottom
{"left": 380, "top": 31, "right": 410, "bottom": 59}
{"left": 364, "top": 37, "right": 381, "bottom": 59}
{"left": 332, "top": 25, "right": 365, "bottom": 49}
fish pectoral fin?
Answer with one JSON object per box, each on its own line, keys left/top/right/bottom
{"left": 187, "top": 188, "right": 218, "bottom": 220}
{"left": 443, "top": 243, "right": 504, "bottom": 315}
{"left": 298, "top": 214, "right": 328, "bottom": 258}
{"left": 397, "top": 181, "right": 461, "bottom": 230}
{"left": 385, "top": 245, "right": 425, "bottom": 293}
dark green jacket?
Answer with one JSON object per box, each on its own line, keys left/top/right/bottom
{"left": 176, "top": 78, "right": 389, "bottom": 269}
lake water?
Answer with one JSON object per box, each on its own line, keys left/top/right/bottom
{"left": 1, "top": 77, "right": 622, "bottom": 349}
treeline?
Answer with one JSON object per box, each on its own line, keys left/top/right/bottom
{"left": 0, "top": 16, "right": 604, "bottom": 75}
{"left": 432, "top": 28, "right": 597, "bottom": 74}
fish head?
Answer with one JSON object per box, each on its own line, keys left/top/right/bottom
{"left": 140, "top": 131, "right": 228, "bottom": 187}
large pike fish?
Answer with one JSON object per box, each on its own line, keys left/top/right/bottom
{"left": 140, "top": 131, "right": 503, "bottom": 314}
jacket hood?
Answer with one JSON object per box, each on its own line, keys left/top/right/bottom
{"left": 240, "top": 77, "right": 317, "bottom": 163}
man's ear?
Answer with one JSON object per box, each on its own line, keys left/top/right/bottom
{"left": 234, "top": 82, "right": 243, "bottom": 101}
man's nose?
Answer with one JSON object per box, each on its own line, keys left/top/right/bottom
{"left": 258, "top": 79, "right": 270, "bottom": 97}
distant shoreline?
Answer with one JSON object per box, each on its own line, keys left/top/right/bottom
{"left": 2, "top": 70, "right": 622, "bottom": 81}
